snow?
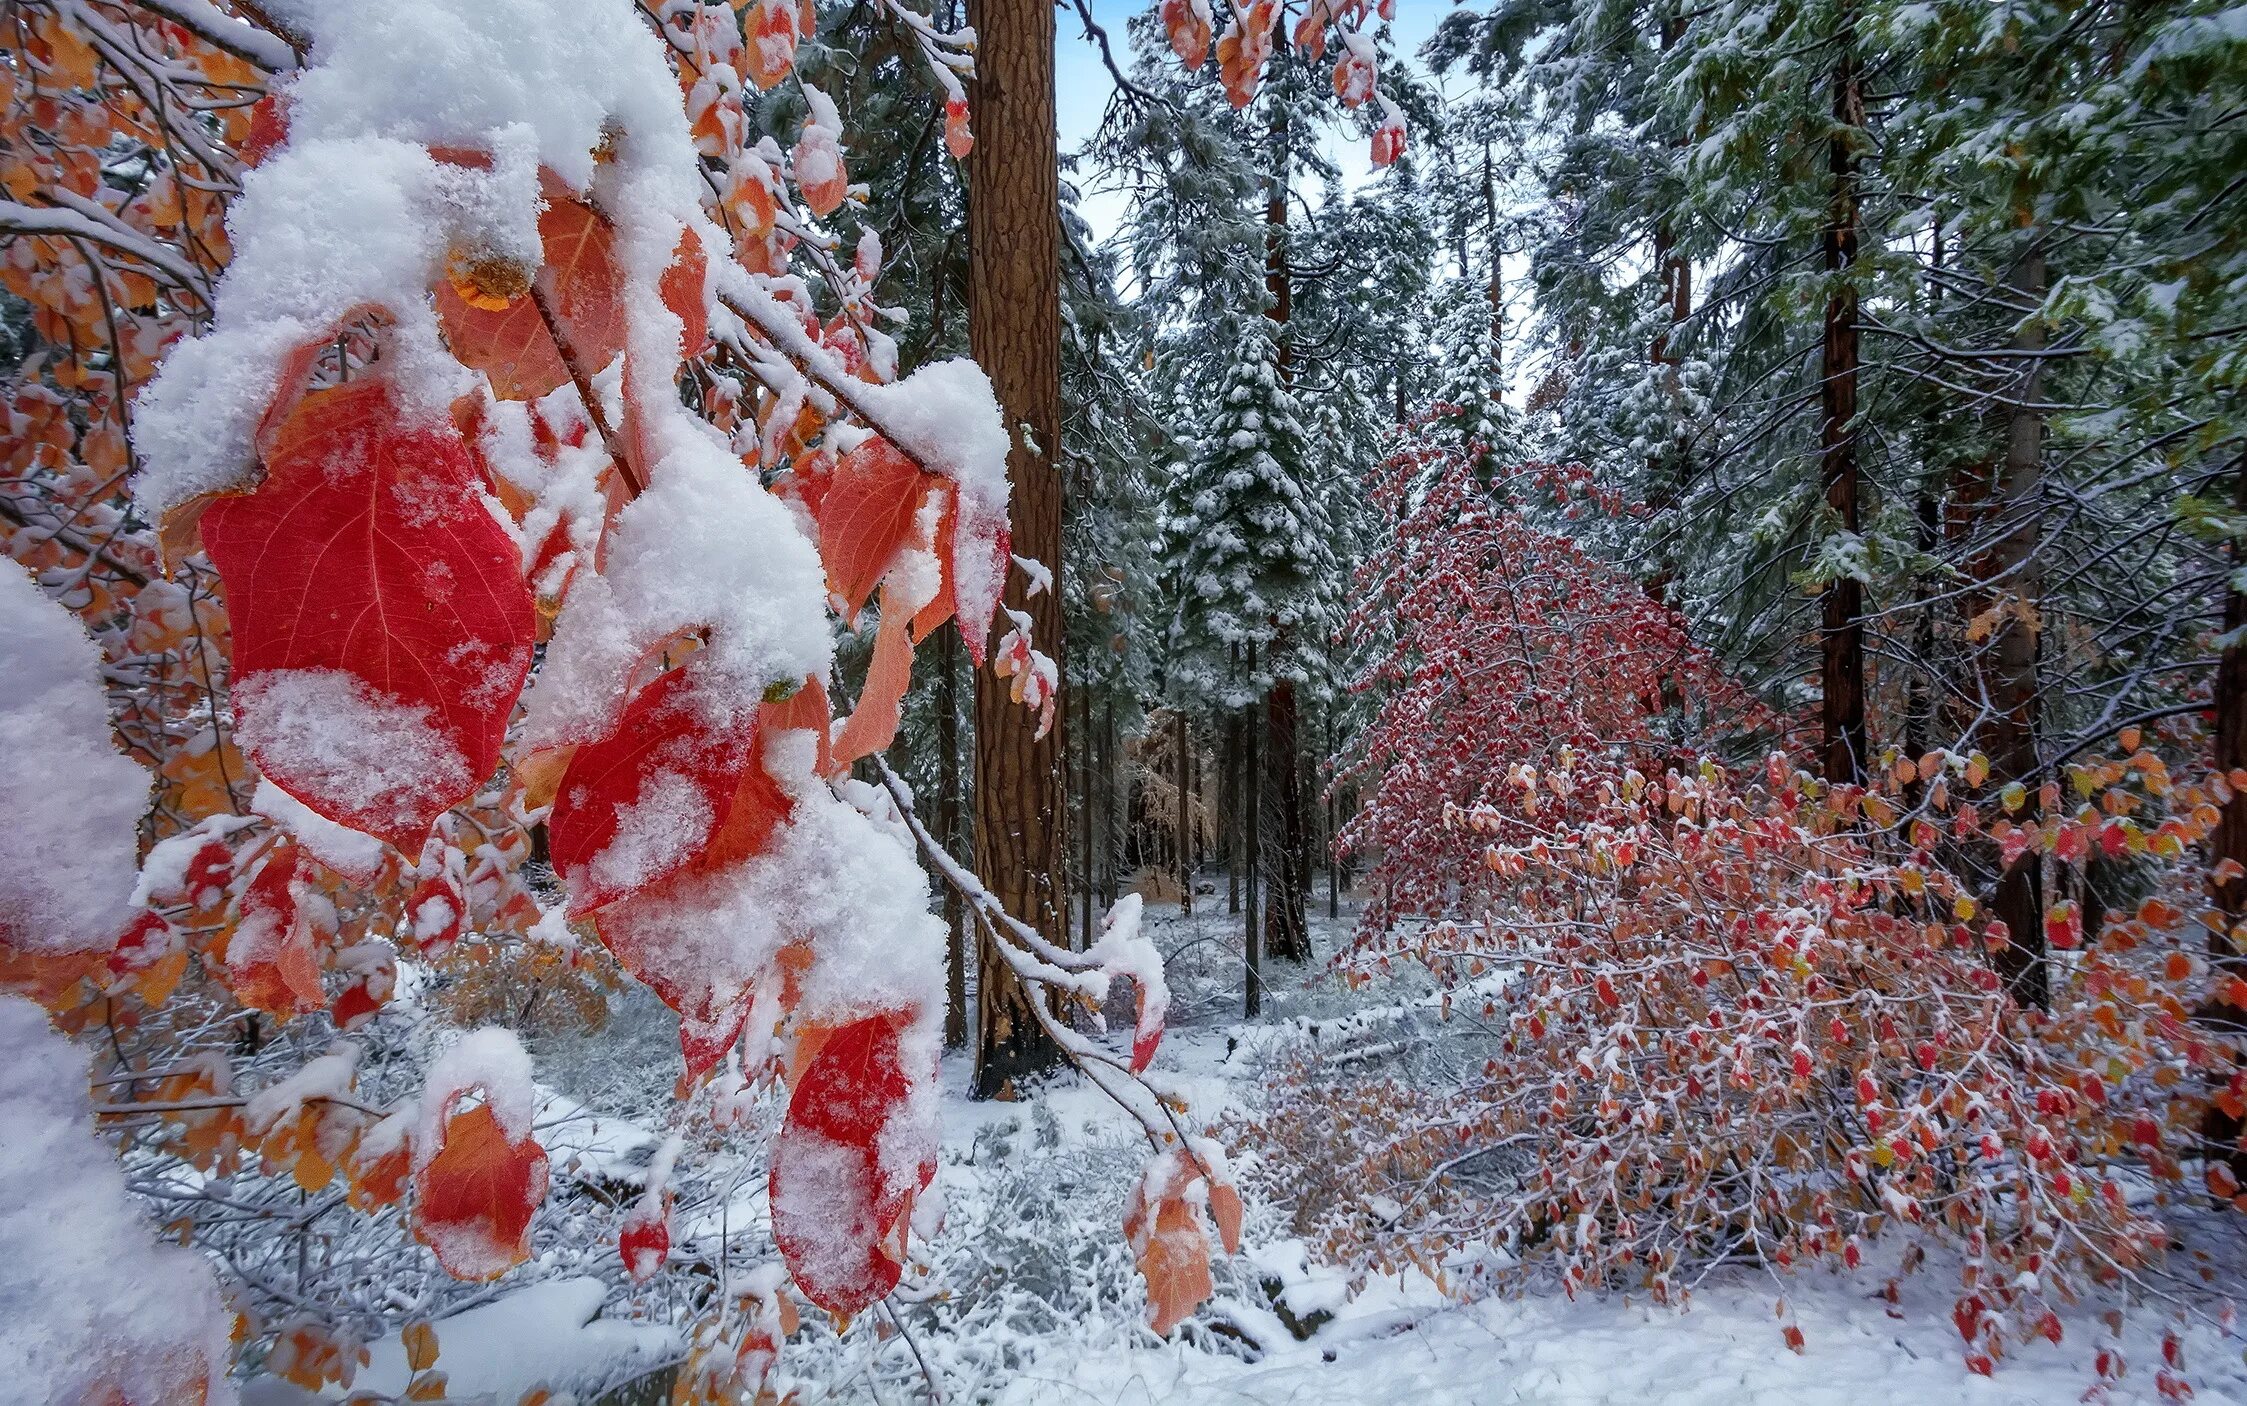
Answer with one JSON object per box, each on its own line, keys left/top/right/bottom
{"left": 134, "top": 0, "right": 721, "bottom": 517}
{"left": 232, "top": 670, "right": 471, "bottom": 832}
{"left": 252, "top": 776, "right": 387, "bottom": 882}
{"left": 855, "top": 357, "right": 1013, "bottom": 634}
{"left": 585, "top": 767, "right": 949, "bottom": 1067}
{"left": 0, "top": 561, "right": 150, "bottom": 954}
{"left": 522, "top": 427, "right": 832, "bottom": 750}
{"left": 325, "top": 1276, "right": 677, "bottom": 1401}
{"left": 133, "top": 136, "right": 530, "bottom": 514}
{"left": 537, "top": 1086, "right": 663, "bottom": 1187}
{"left": 417, "top": 1026, "right": 538, "bottom": 1152}
{"left": 244, "top": 1042, "right": 359, "bottom": 1134}
{"left": 586, "top": 769, "right": 716, "bottom": 898}
{"left": 0, "top": 997, "right": 235, "bottom": 1405}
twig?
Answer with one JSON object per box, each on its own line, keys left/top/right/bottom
{"left": 530, "top": 278, "right": 645, "bottom": 497}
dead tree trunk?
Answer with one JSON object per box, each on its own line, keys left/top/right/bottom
{"left": 966, "top": 0, "right": 1064, "bottom": 1097}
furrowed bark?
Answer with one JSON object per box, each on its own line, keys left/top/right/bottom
{"left": 1818, "top": 5, "right": 1868, "bottom": 786}
{"left": 966, "top": 0, "right": 1065, "bottom": 1097}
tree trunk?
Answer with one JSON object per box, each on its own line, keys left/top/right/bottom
{"left": 1078, "top": 676, "right": 1094, "bottom": 946}
{"left": 1265, "top": 680, "right": 1309, "bottom": 961}
{"left": 1175, "top": 709, "right": 1193, "bottom": 915}
{"left": 1324, "top": 693, "right": 1340, "bottom": 919}
{"left": 1484, "top": 147, "right": 1504, "bottom": 388}
{"left": 1818, "top": 10, "right": 1868, "bottom": 786}
{"left": 1978, "top": 247, "right": 2048, "bottom": 1010}
{"left": 2204, "top": 448, "right": 2247, "bottom": 1187}
{"left": 1243, "top": 696, "right": 1263, "bottom": 1018}
{"left": 1255, "top": 75, "right": 1309, "bottom": 963}
{"left": 1101, "top": 691, "right": 1117, "bottom": 908}
{"left": 966, "top": 0, "right": 1064, "bottom": 1098}
{"left": 938, "top": 622, "right": 967, "bottom": 1048}
{"left": 1225, "top": 708, "right": 1241, "bottom": 915}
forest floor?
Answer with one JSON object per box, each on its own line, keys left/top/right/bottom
{"left": 260, "top": 886, "right": 2247, "bottom": 1404}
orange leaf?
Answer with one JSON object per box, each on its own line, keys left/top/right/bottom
{"left": 1160, "top": 0, "right": 1212, "bottom": 67}
{"left": 661, "top": 229, "right": 710, "bottom": 359}
{"left": 817, "top": 436, "right": 932, "bottom": 617}
{"left": 1207, "top": 1178, "right": 1243, "bottom": 1255}
{"left": 413, "top": 1099, "right": 548, "bottom": 1281}
{"left": 222, "top": 841, "right": 327, "bottom": 1019}
{"left": 760, "top": 675, "right": 832, "bottom": 778}
{"left": 829, "top": 587, "right": 915, "bottom": 774}
{"left": 435, "top": 171, "right": 625, "bottom": 401}
{"left": 1139, "top": 1198, "right": 1216, "bottom": 1335}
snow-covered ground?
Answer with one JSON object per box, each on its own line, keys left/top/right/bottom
{"left": 245, "top": 885, "right": 2247, "bottom": 1403}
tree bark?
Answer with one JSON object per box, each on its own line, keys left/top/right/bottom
{"left": 1818, "top": 8, "right": 1868, "bottom": 786}
{"left": 1101, "top": 692, "right": 1117, "bottom": 907}
{"left": 966, "top": 0, "right": 1064, "bottom": 1097}
{"left": 1078, "top": 676, "right": 1094, "bottom": 946}
{"left": 1175, "top": 709, "right": 1193, "bottom": 915}
{"left": 1978, "top": 247, "right": 2048, "bottom": 1009}
{"left": 1265, "top": 680, "right": 1309, "bottom": 961}
{"left": 1225, "top": 708, "right": 1241, "bottom": 915}
{"left": 938, "top": 622, "right": 967, "bottom": 1048}
{"left": 1243, "top": 696, "right": 1263, "bottom": 1017}
{"left": 1256, "top": 76, "right": 1308, "bottom": 962}
{"left": 2204, "top": 448, "right": 2247, "bottom": 1187}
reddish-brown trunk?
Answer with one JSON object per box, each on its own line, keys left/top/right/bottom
{"left": 966, "top": 0, "right": 1064, "bottom": 1097}
{"left": 1819, "top": 12, "right": 1867, "bottom": 786}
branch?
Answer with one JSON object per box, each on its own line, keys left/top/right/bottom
{"left": 870, "top": 760, "right": 1201, "bottom": 1157}
{"left": 0, "top": 492, "right": 152, "bottom": 586}
{"left": 530, "top": 278, "right": 645, "bottom": 497}
{"left": 0, "top": 197, "right": 214, "bottom": 307}
{"left": 125, "top": 0, "right": 301, "bottom": 71}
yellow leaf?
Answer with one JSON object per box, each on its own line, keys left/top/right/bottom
{"left": 403, "top": 1321, "right": 439, "bottom": 1374}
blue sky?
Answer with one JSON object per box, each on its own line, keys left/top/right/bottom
{"left": 1052, "top": 0, "right": 1464, "bottom": 242}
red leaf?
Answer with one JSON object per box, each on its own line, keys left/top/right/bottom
{"left": 413, "top": 1099, "right": 548, "bottom": 1281}
{"left": 619, "top": 1195, "right": 672, "bottom": 1283}
{"left": 943, "top": 96, "right": 974, "bottom": 160}
{"left": 1130, "top": 1004, "right": 1165, "bottom": 1075}
{"left": 595, "top": 893, "right": 756, "bottom": 1081}
{"left": 403, "top": 871, "right": 466, "bottom": 960}
{"left": 107, "top": 909, "right": 180, "bottom": 980}
{"left": 769, "top": 1013, "right": 934, "bottom": 1316}
{"left": 223, "top": 841, "right": 327, "bottom": 1018}
{"left": 435, "top": 172, "right": 625, "bottom": 401}
{"left": 202, "top": 377, "right": 534, "bottom": 850}
{"left": 548, "top": 664, "right": 789, "bottom": 916}
{"left": 332, "top": 949, "right": 396, "bottom": 1031}
{"left": 817, "top": 436, "right": 932, "bottom": 617}
{"left": 240, "top": 91, "right": 290, "bottom": 167}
